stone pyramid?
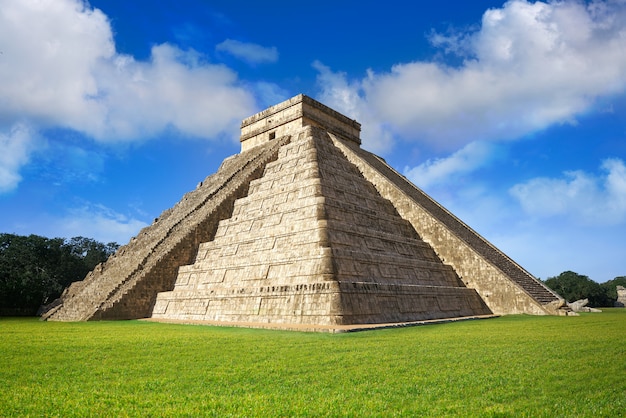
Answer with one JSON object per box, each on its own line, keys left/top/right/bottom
{"left": 42, "top": 95, "right": 570, "bottom": 330}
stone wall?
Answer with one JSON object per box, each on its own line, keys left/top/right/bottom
{"left": 153, "top": 129, "right": 340, "bottom": 324}
{"left": 240, "top": 94, "right": 361, "bottom": 152}
{"left": 328, "top": 133, "right": 567, "bottom": 316}
{"left": 43, "top": 94, "right": 568, "bottom": 328}
{"left": 152, "top": 126, "right": 491, "bottom": 326}
{"left": 42, "top": 136, "right": 290, "bottom": 321}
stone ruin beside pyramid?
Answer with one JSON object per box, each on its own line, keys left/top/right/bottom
{"left": 41, "top": 94, "right": 571, "bottom": 331}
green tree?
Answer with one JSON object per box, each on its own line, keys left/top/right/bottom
{"left": 0, "top": 234, "right": 118, "bottom": 316}
{"left": 544, "top": 271, "right": 610, "bottom": 307}
{"left": 601, "top": 276, "right": 626, "bottom": 306}
{"left": 65, "top": 236, "right": 118, "bottom": 269}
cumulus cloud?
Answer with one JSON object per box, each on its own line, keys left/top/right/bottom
{"left": 510, "top": 158, "right": 626, "bottom": 225}
{"left": 0, "top": 0, "right": 257, "bottom": 143}
{"left": 55, "top": 203, "right": 148, "bottom": 245}
{"left": 414, "top": 162, "right": 626, "bottom": 281}
{"left": 0, "top": 0, "right": 267, "bottom": 193}
{"left": 216, "top": 39, "right": 279, "bottom": 64}
{"left": 0, "top": 123, "right": 41, "bottom": 193}
{"left": 0, "top": 0, "right": 114, "bottom": 129}
{"left": 91, "top": 44, "right": 256, "bottom": 140}
{"left": 315, "top": 0, "right": 626, "bottom": 151}
{"left": 403, "top": 141, "right": 501, "bottom": 188}
{"left": 314, "top": 61, "right": 394, "bottom": 154}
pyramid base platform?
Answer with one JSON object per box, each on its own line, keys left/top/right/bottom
{"left": 142, "top": 314, "right": 499, "bottom": 333}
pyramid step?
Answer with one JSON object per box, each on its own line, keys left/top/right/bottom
{"left": 327, "top": 132, "right": 564, "bottom": 313}
{"left": 152, "top": 123, "right": 487, "bottom": 326}
{"left": 44, "top": 135, "right": 291, "bottom": 321}
{"left": 46, "top": 94, "right": 567, "bottom": 328}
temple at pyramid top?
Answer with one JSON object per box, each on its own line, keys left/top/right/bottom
{"left": 41, "top": 94, "right": 573, "bottom": 331}
{"left": 240, "top": 94, "right": 361, "bottom": 151}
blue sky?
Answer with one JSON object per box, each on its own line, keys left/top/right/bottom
{"left": 1, "top": 0, "right": 625, "bottom": 282}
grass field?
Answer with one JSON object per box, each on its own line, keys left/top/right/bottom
{"left": 1, "top": 310, "right": 625, "bottom": 417}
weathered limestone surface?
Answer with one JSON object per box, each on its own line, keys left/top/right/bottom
{"left": 616, "top": 286, "right": 626, "bottom": 308}
{"left": 328, "top": 134, "right": 568, "bottom": 316}
{"left": 153, "top": 126, "right": 491, "bottom": 325}
{"left": 240, "top": 94, "right": 360, "bottom": 152}
{"left": 43, "top": 94, "right": 570, "bottom": 329}
{"left": 42, "top": 136, "right": 290, "bottom": 321}
{"left": 568, "top": 299, "right": 602, "bottom": 313}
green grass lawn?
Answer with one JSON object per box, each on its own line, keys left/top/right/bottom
{"left": 1, "top": 310, "right": 625, "bottom": 417}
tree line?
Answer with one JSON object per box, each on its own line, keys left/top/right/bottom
{"left": 0, "top": 232, "right": 624, "bottom": 315}
{"left": 543, "top": 271, "right": 626, "bottom": 308}
{"left": 0, "top": 233, "right": 118, "bottom": 315}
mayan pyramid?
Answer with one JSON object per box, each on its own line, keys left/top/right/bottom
{"left": 42, "top": 94, "right": 570, "bottom": 330}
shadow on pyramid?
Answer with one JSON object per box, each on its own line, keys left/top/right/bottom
{"left": 42, "top": 95, "right": 571, "bottom": 331}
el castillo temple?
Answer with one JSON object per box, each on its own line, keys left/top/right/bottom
{"left": 41, "top": 94, "right": 572, "bottom": 331}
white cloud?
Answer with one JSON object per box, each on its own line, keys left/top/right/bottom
{"left": 0, "top": 123, "right": 41, "bottom": 193}
{"left": 90, "top": 44, "right": 256, "bottom": 141}
{"left": 314, "top": 61, "right": 394, "bottom": 154}
{"left": 252, "top": 82, "right": 291, "bottom": 109}
{"left": 0, "top": 0, "right": 271, "bottom": 194}
{"left": 0, "top": 0, "right": 258, "bottom": 144}
{"left": 0, "top": 0, "right": 114, "bottom": 129}
{"left": 403, "top": 141, "right": 499, "bottom": 188}
{"left": 54, "top": 203, "right": 148, "bottom": 245}
{"left": 3, "top": 201, "right": 148, "bottom": 244}
{"left": 315, "top": 0, "right": 626, "bottom": 151}
{"left": 216, "top": 39, "right": 278, "bottom": 64}
{"left": 509, "top": 158, "right": 626, "bottom": 225}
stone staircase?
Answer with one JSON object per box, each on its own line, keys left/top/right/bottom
{"left": 151, "top": 126, "right": 491, "bottom": 326}
{"left": 360, "top": 149, "right": 560, "bottom": 304}
{"left": 329, "top": 134, "right": 568, "bottom": 316}
{"left": 314, "top": 128, "right": 492, "bottom": 323}
{"left": 42, "top": 136, "right": 290, "bottom": 321}
{"left": 42, "top": 92, "right": 572, "bottom": 326}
